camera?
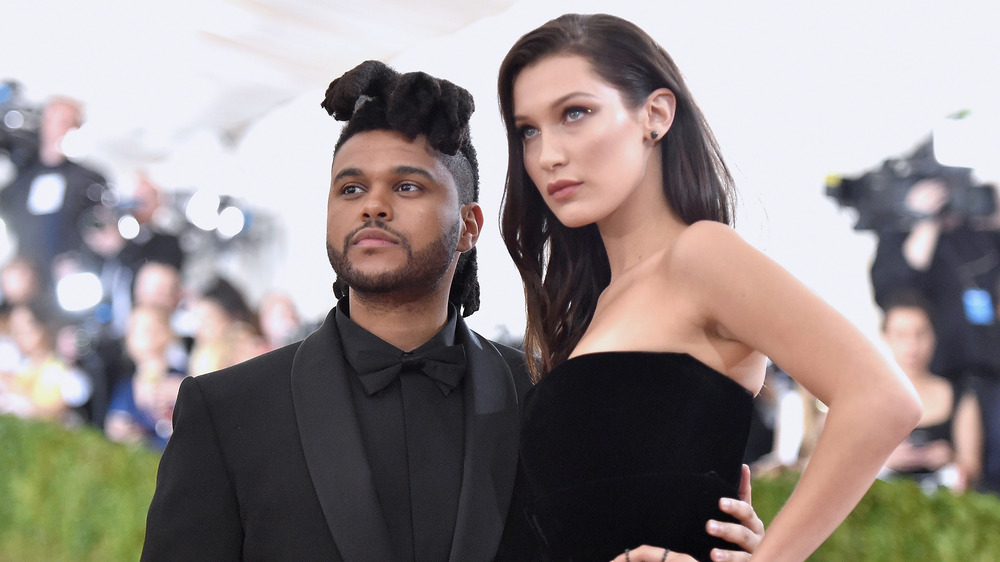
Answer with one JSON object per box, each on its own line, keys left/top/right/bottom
{"left": 0, "top": 80, "right": 41, "bottom": 169}
{"left": 825, "top": 137, "right": 996, "bottom": 231}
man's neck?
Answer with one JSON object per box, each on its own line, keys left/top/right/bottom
{"left": 347, "top": 291, "right": 452, "bottom": 352}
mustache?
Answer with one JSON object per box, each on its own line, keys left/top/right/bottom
{"left": 342, "top": 220, "right": 410, "bottom": 252}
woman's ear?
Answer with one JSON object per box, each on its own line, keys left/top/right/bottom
{"left": 644, "top": 88, "right": 676, "bottom": 140}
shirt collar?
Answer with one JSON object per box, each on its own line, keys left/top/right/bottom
{"left": 335, "top": 297, "right": 459, "bottom": 375}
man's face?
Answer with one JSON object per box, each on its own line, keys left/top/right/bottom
{"left": 326, "top": 130, "right": 480, "bottom": 299}
{"left": 40, "top": 101, "right": 80, "bottom": 146}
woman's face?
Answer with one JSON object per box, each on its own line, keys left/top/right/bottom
{"left": 883, "top": 306, "right": 936, "bottom": 373}
{"left": 193, "top": 299, "right": 232, "bottom": 343}
{"left": 512, "top": 54, "right": 655, "bottom": 228}
{"left": 9, "top": 306, "right": 47, "bottom": 356}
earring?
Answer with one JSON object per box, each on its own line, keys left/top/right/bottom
{"left": 650, "top": 131, "right": 659, "bottom": 140}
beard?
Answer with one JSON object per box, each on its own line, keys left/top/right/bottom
{"left": 327, "top": 219, "right": 460, "bottom": 298}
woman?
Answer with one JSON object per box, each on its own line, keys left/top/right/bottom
{"left": 879, "top": 291, "right": 982, "bottom": 491}
{"left": 187, "top": 277, "right": 265, "bottom": 376}
{"left": 0, "top": 302, "right": 90, "bottom": 422}
{"left": 498, "top": 13, "right": 922, "bottom": 561}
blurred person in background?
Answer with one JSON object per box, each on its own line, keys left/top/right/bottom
{"left": 878, "top": 290, "right": 982, "bottom": 492}
{"left": 0, "top": 301, "right": 90, "bottom": 424}
{"left": 256, "top": 290, "right": 308, "bottom": 352}
{"left": 105, "top": 304, "right": 186, "bottom": 451}
{"left": 0, "top": 255, "right": 44, "bottom": 313}
{"left": 746, "top": 363, "right": 828, "bottom": 477}
{"left": 72, "top": 203, "right": 133, "bottom": 338}
{"left": 49, "top": 204, "right": 133, "bottom": 427}
{"left": 187, "top": 276, "right": 264, "bottom": 376}
{"left": 117, "top": 171, "right": 184, "bottom": 274}
{"left": 133, "top": 260, "right": 184, "bottom": 312}
{"left": 871, "top": 178, "right": 1000, "bottom": 494}
{"left": 0, "top": 96, "right": 108, "bottom": 302}
{"left": 132, "top": 260, "right": 190, "bottom": 365}
{"left": 75, "top": 259, "right": 189, "bottom": 429}
{"left": 872, "top": 179, "right": 1000, "bottom": 382}
{"left": 0, "top": 257, "right": 46, "bottom": 388}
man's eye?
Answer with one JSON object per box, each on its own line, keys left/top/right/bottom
{"left": 565, "top": 107, "right": 591, "bottom": 123}
{"left": 397, "top": 182, "right": 421, "bottom": 192}
{"left": 519, "top": 126, "right": 539, "bottom": 141}
{"left": 341, "top": 184, "right": 364, "bottom": 195}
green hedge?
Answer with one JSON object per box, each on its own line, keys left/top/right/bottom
{"left": 0, "top": 415, "right": 159, "bottom": 561}
{"left": 2, "top": 415, "right": 1000, "bottom": 560}
{"left": 753, "top": 471, "right": 1000, "bottom": 560}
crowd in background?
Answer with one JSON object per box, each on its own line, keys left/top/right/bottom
{"left": 746, "top": 178, "right": 1000, "bottom": 499}
{"left": 746, "top": 295, "right": 991, "bottom": 496}
{"left": 0, "top": 95, "right": 313, "bottom": 451}
{"left": 2, "top": 94, "right": 999, "bottom": 502}
{"left": 0, "top": 246, "right": 313, "bottom": 450}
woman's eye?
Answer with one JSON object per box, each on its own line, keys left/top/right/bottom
{"left": 519, "top": 125, "right": 539, "bottom": 140}
{"left": 565, "top": 107, "right": 591, "bottom": 123}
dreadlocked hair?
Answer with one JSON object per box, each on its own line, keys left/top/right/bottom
{"left": 322, "top": 60, "right": 481, "bottom": 317}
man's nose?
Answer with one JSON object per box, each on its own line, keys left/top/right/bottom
{"left": 361, "top": 189, "right": 392, "bottom": 221}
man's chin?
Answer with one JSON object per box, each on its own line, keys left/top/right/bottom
{"left": 337, "top": 269, "right": 408, "bottom": 294}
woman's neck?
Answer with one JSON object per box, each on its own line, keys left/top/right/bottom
{"left": 599, "top": 204, "right": 686, "bottom": 278}
{"left": 596, "top": 160, "right": 684, "bottom": 276}
{"left": 905, "top": 367, "right": 938, "bottom": 389}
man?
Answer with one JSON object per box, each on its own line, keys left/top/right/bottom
{"left": 141, "top": 61, "right": 762, "bottom": 560}
{"left": 0, "top": 96, "right": 107, "bottom": 302}
{"left": 117, "top": 171, "right": 184, "bottom": 275}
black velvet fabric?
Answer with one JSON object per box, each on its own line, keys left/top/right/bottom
{"left": 519, "top": 352, "right": 754, "bottom": 561}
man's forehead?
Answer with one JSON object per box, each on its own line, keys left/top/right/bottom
{"left": 332, "top": 130, "right": 450, "bottom": 179}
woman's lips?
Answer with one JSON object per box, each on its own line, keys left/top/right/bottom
{"left": 547, "top": 180, "right": 582, "bottom": 200}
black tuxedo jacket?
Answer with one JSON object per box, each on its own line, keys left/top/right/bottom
{"left": 141, "top": 308, "right": 536, "bottom": 561}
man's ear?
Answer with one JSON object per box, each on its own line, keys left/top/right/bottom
{"left": 644, "top": 88, "right": 676, "bottom": 140}
{"left": 457, "top": 202, "right": 484, "bottom": 252}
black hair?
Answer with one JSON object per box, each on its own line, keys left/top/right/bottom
{"left": 200, "top": 277, "right": 256, "bottom": 327}
{"left": 322, "top": 60, "right": 481, "bottom": 317}
{"left": 880, "top": 289, "right": 937, "bottom": 333}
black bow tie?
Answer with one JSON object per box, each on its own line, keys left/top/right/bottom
{"left": 355, "top": 344, "right": 466, "bottom": 396}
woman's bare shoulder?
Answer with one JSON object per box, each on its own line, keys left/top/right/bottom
{"left": 667, "top": 220, "right": 752, "bottom": 273}
{"left": 679, "top": 219, "right": 741, "bottom": 243}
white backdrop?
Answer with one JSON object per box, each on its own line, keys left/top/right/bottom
{"left": 3, "top": 0, "right": 998, "bottom": 347}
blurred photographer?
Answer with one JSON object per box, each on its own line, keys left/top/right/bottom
{"left": 0, "top": 95, "right": 108, "bottom": 306}
{"left": 871, "top": 178, "right": 1000, "bottom": 379}
{"left": 870, "top": 177, "right": 1000, "bottom": 494}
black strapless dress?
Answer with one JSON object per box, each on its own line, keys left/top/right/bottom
{"left": 519, "top": 352, "right": 754, "bottom": 561}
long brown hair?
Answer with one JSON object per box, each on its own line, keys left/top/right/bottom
{"left": 498, "top": 13, "right": 737, "bottom": 381}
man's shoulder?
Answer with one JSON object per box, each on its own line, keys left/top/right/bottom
{"left": 58, "top": 158, "right": 108, "bottom": 186}
{"left": 470, "top": 331, "right": 524, "bottom": 366}
{"left": 486, "top": 337, "right": 525, "bottom": 361}
{"left": 475, "top": 334, "right": 533, "bottom": 397}
{"left": 194, "top": 341, "right": 303, "bottom": 391}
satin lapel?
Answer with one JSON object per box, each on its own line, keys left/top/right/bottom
{"left": 291, "top": 310, "right": 395, "bottom": 561}
{"left": 448, "top": 321, "right": 521, "bottom": 562}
